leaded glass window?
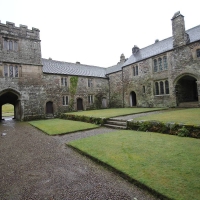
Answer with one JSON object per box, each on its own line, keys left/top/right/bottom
{"left": 88, "top": 95, "right": 93, "bottom": 104}
{"left": 165, "top": 80, "right": 169, "bottom": 94}
{"left": 197, "top": 49, "right": 200, "bottom": 58}
{"left": 9, "top": 66, "right": 13, "bottom": 77}
{"left": 62, "top": 96, "right": 68, "bottom": 105}
{"left": 88, "top": 79, "right": 92, "bottom": 87}
{"left": 133, "top": 67, "right": 136, "bottom": 76}
{"left": 155, "top": 82, "right": 159, "bottom": 95}
{"left": 135, "top": 66, "right": 138, "bottom": 75}
{"left": 160, "top": 81, "right": 164, "bottom": 94}
{"left": 163, "top": 56, "right": 168, "bottom": 70}
{"left": 14, "top": 66, "right": 18, "bottom": 77}
{"left": 4, "top": 66, "right": 8, "bottom": 77}
{"left": 14, "top": 41, "right": 18, "bottom": 51}
{"left": 4, "top": 40, "right": 8, "bottom": 50}
{"left": 9, "top": 41, "right": 13, "bottom": 50}
{"left": 158, "top": 58, "right": 162, "bottom": 71}
{"left": 154, "top": 59, "right": 158, "bottom": 72}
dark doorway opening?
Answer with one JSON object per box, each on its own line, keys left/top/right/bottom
{"left": 130, "top": 91, "right": 137, "bottom": 106}
{"left": 46, "top": 101, "right": 53, "bottom": 114}
{"left": 77, "top": 98, "right": 83, "bottom": 110}
{"left": 0, "top": 90, "right": 21, "bottom": 120}
{"left": 176, "top": 75, "right": 198, "bottom": 103}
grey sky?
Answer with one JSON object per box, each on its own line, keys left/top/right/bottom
{"left": 1, "top": 0, "right": 199, "bottom": 67}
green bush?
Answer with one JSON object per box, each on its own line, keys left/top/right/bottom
{"left": 178, "top": 126, "right": 189, "bottom": 137}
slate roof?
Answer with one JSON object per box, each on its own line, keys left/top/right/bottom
{"left": 42, "top": 25, "right": 200, "bottom": 77}
{"left": 123, "top": 25, "right": 200, "bottom": 67}
{"left": 106, "top": 61, "right": 126, "bottom": 75}
{"left": 42, "top": 58, "right": 107, "bottom": 78}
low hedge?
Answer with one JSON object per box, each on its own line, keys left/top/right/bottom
{"left": 60, "top": 113, "right": 107, "bottom": 125}
{"left": 127, "top": 120, "right": 200, "bottom": 138}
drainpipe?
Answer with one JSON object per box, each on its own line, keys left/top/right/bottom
{"left": 122, "top": 67, "right": 124, "bottom": 107}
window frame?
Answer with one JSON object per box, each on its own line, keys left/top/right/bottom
{"left": 62, "top": 95, "right": 69, "bottom": 106}
{"left": 153, "top": 55, "right": 168, "bottom": 73}
{"left": 88, "top": 95, "right": 93, "bottom": 104}
{"left": 155, "top": 80, "right": 170, "bottom": 96}
{"left": 4, "top": 65, "right": 19, "bottom": 78}
{"left": 61, "top": 77, "right": 67, "bottom": 86}
{"left": 197, "top": 49, "right": 200, "bottom": 58}
{"left": 88, "top": 78, "right": 93, "bottom": 87}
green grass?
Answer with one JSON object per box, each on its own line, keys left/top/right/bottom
{"left": 2, "top": 104, "right": 14, "bottom": 116}
{"left": 134, "top": 108, "right": 200, "bottom": 125}
{"left": 67, "top": 108, "right": 165, "bottom": 118}
{"left": 29, "top": 119, "right": 99, "bottom": 135}
{"left": 69, "top": 131, "right": 200, "bottom": 200}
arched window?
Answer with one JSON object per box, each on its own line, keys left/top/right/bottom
{"left": 163, "top": 56, "right": 168, "bottom": 70}
{"left": 197, "top": 49, "right": 200, "bottom": 58}
{"left": 155, "top": 82, "right": 159, "bottom": 95}
{"left": 165, "top": 80, "right": 169, "bottom": 94}
{"left": 158, "top": 58, "right": 162, "bottom": 71}
{"left": 154, "top": 59, "right": 158, "bottom": 72}
{"left": 160, "top": 81, "right": 164, "bottom": 94}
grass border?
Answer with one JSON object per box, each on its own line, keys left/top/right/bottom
{"left": 67, "top": 144, "right": 170, "bottom": 200}
{"left": 29, "top": 119, "right": 100, "bottom": 136}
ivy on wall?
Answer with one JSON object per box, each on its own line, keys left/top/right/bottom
{"left": 69, "top": 76, "right": 78, "bottom": 110}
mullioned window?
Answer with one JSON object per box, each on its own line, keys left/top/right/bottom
{"left": 153, "top": 56, "right": 168, "bottom": 72}
{"left": 155, "top": 80, "right": 169, "bottom": 95}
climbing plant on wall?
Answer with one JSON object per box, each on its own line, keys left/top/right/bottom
{"left": 69, "top": 76, "right": 78, "bottom": 111}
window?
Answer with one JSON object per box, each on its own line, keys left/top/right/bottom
{"left": 3, "top": 39, "right": 18, "bottom": 51}
{"left": 62, "top": 96, "right": 68, "bottom": 106}
{"left": 197, "top": 49, "right": 200, "bottom": 58}
{"left": 155, "top": 82, "right": 159, "bottom": 95}
{"left": 160, "top": 81, "right": 164, "bottom": 94}
{"left": 158, "top": 58, "right": 163, "bottom": 71}
{"left": 133, "top": 65, "right": 139, "bottom": 76}
{"left": 163, "top": 56, "right": 168, "bottom": 70}
{"left": 88, "top": 95, "right": 93, "bottom": 104}
{"left": 153, "top": 55, "right": 167, "bottom": 72}
{"left": 143, "top": 86, "right": 145, "bottom": 93}
{"left": 155, "top": 80, "right": 169, "bottom": 95}
{"left": 154, "top": 59, "right": 158, "bottom": 72}
{"left": 165, "top": 80, "right": 169, "bottom": 94}
{"left": 4, "top": 65, "right": 19, "bottom": 77}
{"left": 88, "top": 79, "right": 93, "bottom": 87}
{"left": 61, "top": 77, "right": 67, "bottom": 86}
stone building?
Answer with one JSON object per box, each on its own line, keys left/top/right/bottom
{"left": 0, "top": 11, "right": 200, "bottom": 120}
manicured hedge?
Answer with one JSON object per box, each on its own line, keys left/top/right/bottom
{"left": 127, "top": 120, "right": 200, "bottom": 138}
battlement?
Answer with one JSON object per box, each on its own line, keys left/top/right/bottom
{"left": 0, "top": 21, "right": 40, "bottom": 40}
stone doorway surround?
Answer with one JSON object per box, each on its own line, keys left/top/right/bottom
{"left": 130, "top": 91, "right": 137, "bottom": 107}
{"left": 0, "top": 88, "right": 21, "bottom": 120}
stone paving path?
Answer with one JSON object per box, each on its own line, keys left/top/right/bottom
{"left": 0, "top": 118, "right": 159, "bottom": 200}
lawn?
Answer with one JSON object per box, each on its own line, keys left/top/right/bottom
{"left": 66, "top": 108, "right": 165, "bottom": 118}
{"left": 29, "top": 119, "right": 99, "bottom": 135}
{"left": 134, "top": 108, "right": 200, "bottom": 125}
{"left": 2, "top": 104, "right": 14, "bottom": 117}
{"left": 69, "top": 130, "right": 200, "bottom": 200}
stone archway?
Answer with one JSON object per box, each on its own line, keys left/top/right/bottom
{"left": 130, "top": 91, "right": 137, "bottom": 107}
{"left": 175, "top": 75, "right": 198, "bottom": 105}
{"left": 0, "top": 89, "right": 21, "bottom": 120}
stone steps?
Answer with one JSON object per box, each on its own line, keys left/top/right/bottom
{"left": 46, "top": 114, "right": 54, "bottom": 119}
{"left": 179, "top": 101, "right": 199, "bottom": 108}
{"left": 104, "top": 119, "right": 127, "bottom": 129}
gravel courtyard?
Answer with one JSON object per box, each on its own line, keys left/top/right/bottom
{"left": 0, "top": 119, "right": 158, "bottom": 200}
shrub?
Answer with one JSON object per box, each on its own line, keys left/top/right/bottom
{"left": 177, "top": 126, "right": 189, "bottom": 137}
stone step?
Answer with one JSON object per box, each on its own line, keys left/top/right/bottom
{"left": 46, "top": 114, "right": 54, "bottom": 119}
{"left": 179, "top": 101, "right": 199, "bottom": 108}
{"left": 104, "top": 123, "right": 127, "bottom": 129}
{"left": 104, "top": 118, "right": 127, "bottom": 129}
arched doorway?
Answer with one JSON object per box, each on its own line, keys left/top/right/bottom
{"left": 0, "top": 89, "right": 21, "bottom": 120}
{"left": 46, "top": 101, "right": 53, "bottom": 114}
{"left": 130, "top": 91, "right": 137, "bottom": 106}
{"left": 175, "top": 75, "right": 198, "bottom": 104}
{"left": 102, "top": 98, "right": 107, "bottom": 108}
{"left": 77, "top": 98, "right": 83, "bottom": 110}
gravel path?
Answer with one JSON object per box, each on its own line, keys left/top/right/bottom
{"left": 0, "top": 118, "right": 159, "bottom": 200}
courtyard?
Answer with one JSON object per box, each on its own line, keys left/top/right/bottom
{"left": 0, "top": 108, "right": 200, "bottom": 199}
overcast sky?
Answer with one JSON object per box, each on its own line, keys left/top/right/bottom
{"left": 1, "top": 0, "right": 199, "bottom": 67}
